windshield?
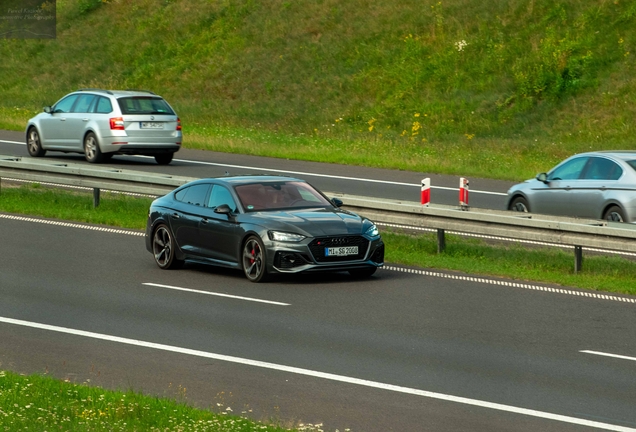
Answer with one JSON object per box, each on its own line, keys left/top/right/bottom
{"left": 234, "top": 181, "right": 332, "bottom": 212}
{"left": 117, "top": 97, "right": 175, "bottom": 115}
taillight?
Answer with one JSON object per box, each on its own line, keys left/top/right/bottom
{"left": 109, "top": 117, "right": 125, "bottom": 130}
{"left": 176, "top": 117, "right": 182, "bottom": 131}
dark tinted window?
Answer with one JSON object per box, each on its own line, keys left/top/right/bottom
{"left": 72, "top": 94, "right": 96, "bottom": 113}
{"left": 208, "top": 185, "right": 236, "bottom": 211}
{"left": 94, "top": 97, "right": 113, "bottom": 114}
{"left": 53, "top": 95, "right": 79, "bottom": 113}
{"left": 174, "top": 184, "right": 210, "bottom": 206}
{"left": 235, "top": 181, "right": 331, "bottom": 212}
{"left": 117, "top": 97, "right": 175, "bottom": 115}
{"left": 548, "top": 157, "right": 588, "bottom": 181}
{"left": 581, "top": 157, "right": 623, "bottom": 180}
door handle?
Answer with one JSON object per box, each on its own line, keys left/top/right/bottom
{"left": 60, "top": 118, "right": 66, "bottom": 121}
{"left": 171, "top": 213, "right": 180, "bottom": 219}
{"left": 201, "top": 218, "right": 209, "bottom": 224}
{"left": 83, "top": 118, "right": 89, "bottom": 122}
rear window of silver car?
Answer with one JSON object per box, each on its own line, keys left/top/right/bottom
{"left": 117, "top": 97, "right": 175, "bottom": 115}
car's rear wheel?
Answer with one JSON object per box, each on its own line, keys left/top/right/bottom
{"left": 509, "top": 196, "right": 530, "bottom": 212}
{"left": 84, "top": 132, "right": 104, "bottom": 163}
{"left": 242, "top": 236, "right": 268, "bottom": 282}
{"left": 27, "top": 127, "right": 46, "bottom": 157}
{"left": 152, "top": 224, "right": 183, "bottom": 269}
{"left": 349, "top": 267, "right": 377, "bottom": 278}
{"left": 155, "top": 153, "right": 174, "bottom": 165}
{"left": 604, "top": 205, "right": 626, "bottom": 223}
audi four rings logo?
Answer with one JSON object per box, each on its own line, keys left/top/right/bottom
{"left": 331, "top": 237, "right": 348, "bottom": 245}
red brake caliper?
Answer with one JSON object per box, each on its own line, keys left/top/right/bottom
{"left": 250, "top": 247, "right": 255, "bottom": 264}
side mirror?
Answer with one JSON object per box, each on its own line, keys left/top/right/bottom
{"left": 536, "top": 172, "right": 548, "bottom": 183}
{"left": 331, "top": 197, "right": 343, "bottom": 207}
{"left": 214, "top": 204, "right": 232, "bottom": 214}
{"left": 44, "top": 106, "right": 52, "bottom": 114}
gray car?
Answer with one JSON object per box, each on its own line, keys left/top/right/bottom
{"left": 507, "top": 151, "right": 636, "bottom": 223}
{"left": 145, "top": 175, "right": 385, "bottom": 282}
{"left": 26, "top": 89, "right": 182, "bottom": 164}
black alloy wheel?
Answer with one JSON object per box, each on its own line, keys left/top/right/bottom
{"left": 242, "top": 236, "right": 268, "bottom": 282}
{"left": 152, "top": 224, "right": 183, "bottom": 269}
{"left": 27, "top": 127, "right": 46, "bottom": 157}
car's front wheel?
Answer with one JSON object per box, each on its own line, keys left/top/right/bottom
{"left": 84, "top": 132, "right": 105, "bottom": 163}
{"left": 509, "top": 196, "right": 530, "bottom": 213}
{"left": 242, "top": 236, "right": 268, "bottom": 282}
{"left": 604, "top": 205, "right": 626, "bottom": 223}
{"left": 27, "top": 127, "right": 46, "bottom": 157}
{"left": 152, "top": 224, "right": 183, "bottom": 269}
{"left": 155, "top": 153, "right": 174, "bottom": 165}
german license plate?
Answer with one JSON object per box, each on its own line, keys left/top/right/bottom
{"left": 140, "top": 122, "right": 163, "bottom": 129}
{"left": 325, "top": 246, "right": 358, "bottom": 257}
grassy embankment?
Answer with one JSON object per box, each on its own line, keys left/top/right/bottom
{"left": 1, "top": 183, "right": 635, "bottom": 295}
{"left": 1, "top": 0, "right": 636, "bottom": 181}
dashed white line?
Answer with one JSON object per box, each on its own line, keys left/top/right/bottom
{"left": 0, "top": 316, "right": 633, "bottom": 431}
{"left": 580, "top": 350, "right": 636, "bottom": 362}
{"left": 0, "top": 213, "right": 144, "bottom": 236}
{"left": 142, "top": 282, "right": 289, "bottom": 306}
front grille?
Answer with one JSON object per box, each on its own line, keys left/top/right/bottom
{"left": 308, "top": 236, "right": 369, "bottom": 262}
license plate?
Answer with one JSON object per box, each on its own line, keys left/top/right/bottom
{"left": 325, "top": 246, "right": 358, "bottom": 257}
{"left": 140, "top": 122, "right": 163, "bottom": 129}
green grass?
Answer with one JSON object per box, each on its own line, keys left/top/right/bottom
{"left": 1, "top": 183, "right": 636, "bottom": 295}
{"left": 0, "top": 370, "right": 325, "bottom": 432}
{"left": 2, "top": 0, "right": 636, "bottom": 180}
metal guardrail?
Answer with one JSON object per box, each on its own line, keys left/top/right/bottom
{"left": 2, "top": 154, "right": 636, "bottom": 273}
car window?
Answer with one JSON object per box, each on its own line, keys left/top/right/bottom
{"left": 547, "top": 157, "right": 588, "bottom": 181}
{"left": 235, "top": 181, "right": 331, "bottom": 211}
{"left": 208, "top": 185, "right": 237, "bottom": 211}
{"left": 94, "top": 97, "right": 113, "bottom": 114}
{"left": 53, "top": 95, "right": 79, "bottom": 113}
{"left": 117, "top": 97, "right": 175, "bottom": 115}
{"left": 174, "top": 184, "right": 210, "bottom": 206}
{"left": 581, "top": 157, "right": 623, "bottom": 181}
{"left": 72, "top": 94, "right": 96, "bottom": 113}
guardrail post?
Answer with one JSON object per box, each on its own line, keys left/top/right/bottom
{"left": 93, "top": 188, "right": 100, "bottom": 208}
{"left": 437, "top": 229, "right": 446, "bottom": 253}
{"left": 574, "top": 246, "right": 583, "bottom": 273}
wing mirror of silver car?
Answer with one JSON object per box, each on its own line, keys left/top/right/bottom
{"left": 43, "top": 106, "right": 52, "bottom": 114}
{"left": 331, "top": 197, "right": 343, "bottom": 207}
{"left": 536, "top": 172, "right": 548, "bottom": 183}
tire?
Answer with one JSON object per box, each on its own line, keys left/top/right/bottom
{"left": 349, "top": 267, "right": 377, "bottom": 278}
{"left": 509, "top": 196, "right": 530, "bottom": 213}
{"left": 155, "top": 153, "right": 174, "bottom": 165}
{"left": 26, "top": 127, "right": 46, "bottom": 157}
{"left": 84, "top": 132, "right": 104, "bottom": 163}
{"left": 603, "top": 205, "right": 626, "bottom": 223}
{"left": 152, "top": 224, "right": 184, "bottom": 269}
{"left": 242, "top": 235, "right": 268, "bottom": 282}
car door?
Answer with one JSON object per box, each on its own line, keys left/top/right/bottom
{"left": 197, "top": 184, "right": 243, "bottom": 264}
{"left": 65, "top": 94, "right": 97, "bottom": 149}
{"left": 38, "top": 94, "right": 79, "bottom": 147}
{"left": 571, "top": 156, "right": 623, "bottom": 219}
{"left": 531, "top": 156, "right": 589, "bottom": 216}
{"left": 170, "top": 183, "right": 211, "bottom": 255}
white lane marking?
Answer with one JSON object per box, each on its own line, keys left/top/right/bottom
{"left": 384, "top": 266, "right": 636, "bottom": 304}
{"left": 0, "top": 138, "right": 507, "bottom": 196}
{"left": 0, "top": 316, "right": 633, "bottom": 431}
{"left": 3, "top": 213, "right": 634, "bottom": 304}
{"left": 0, "top": 139, "right": 23, "bottom": 145}
{"left": 142, "top": 282, "right": 289, "bottom": 306}
{"left": 581, "top": 350, "right": 636, "bottom": 362}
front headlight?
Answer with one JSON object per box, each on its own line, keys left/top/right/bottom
{"left": 268, "top": 231, "right": 306, "bottom": 242}
{"left": 365, "top": 224, "right": 379, "bottom": 237}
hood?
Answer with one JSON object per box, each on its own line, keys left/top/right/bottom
{"left": 250, "top": 208, "right": 367, "bottom": 236}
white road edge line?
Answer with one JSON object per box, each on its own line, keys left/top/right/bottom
{"left": 0, "top": 316, "right": 633, "bottom": 432}
{"left": 142, "top": 282, "right": 289, "bottom": 306}
{"left": 1, "top": 138, "right": 507, "bottom": 195}
{"left": 580, "top": 350, "right": 636, "bottom": 362}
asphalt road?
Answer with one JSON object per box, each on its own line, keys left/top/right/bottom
{"left": 0, "top": 129, "right": 513, "bottom": 210}
{"left": 1, "top": 215, "right": 636, "bottom": 431}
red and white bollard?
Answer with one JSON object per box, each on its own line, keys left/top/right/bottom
{"left": 459, "top": 177, "right": 469, "bottom": 208}
{"left": 421, "top": 178, "right": 431, "bottom": 206}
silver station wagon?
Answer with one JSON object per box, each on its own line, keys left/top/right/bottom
{"left": 25, "top": 89, "right": 182, "bottom": 164}
{"left": 507, "top": 151, "right": 636, "bottom": 223}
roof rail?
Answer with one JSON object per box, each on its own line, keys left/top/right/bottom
{"left": 124, "top": 89, "right": 157, "bottom": 95}
{"left": 76, "top": 88, "right": 114, "bottom": 95}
